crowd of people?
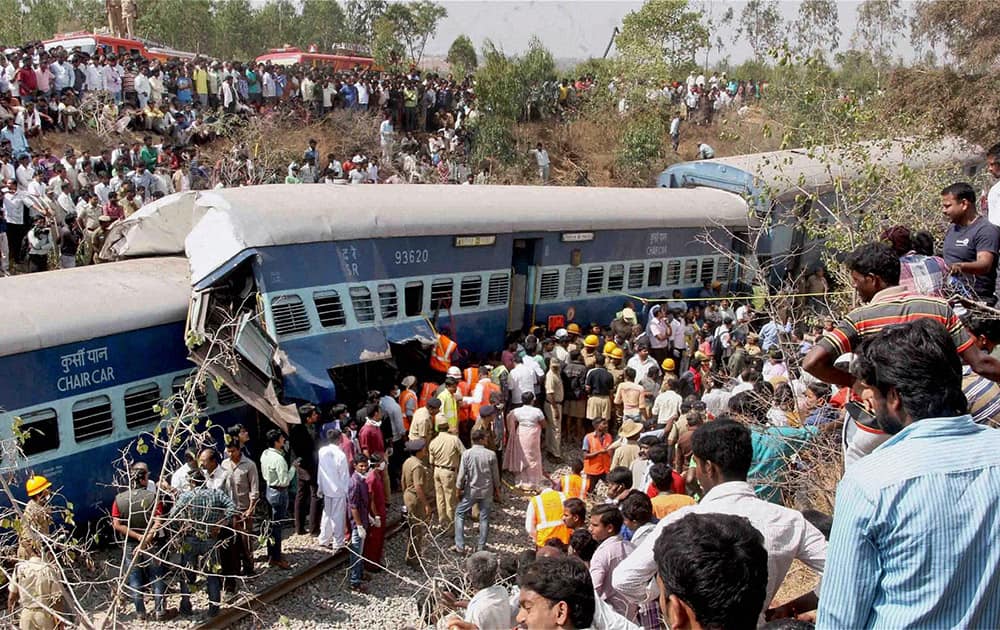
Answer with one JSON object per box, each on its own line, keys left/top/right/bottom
{"left": 0, "top": 35, "right": 775, "bottom": 274}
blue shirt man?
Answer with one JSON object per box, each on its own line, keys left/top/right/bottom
{"left": 819, "top": 318, "right": 1000, "bottom": 629}
{"left": 1, "top": 122, "right": 29, "bottom": 158}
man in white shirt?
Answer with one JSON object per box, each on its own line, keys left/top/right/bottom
{"left": 626, "top": 345, "right": 658, "bottom": 384}
{"left": 612, "top": 419, "right": 826, "bottom": 623}
{"left": 651, "top": 378, "right": 682, "bottom": 427}
{"left": 199, "top": 448, "right": 230, "bottom": 490}
{"left": 987, "top": 143, "right": 1000, "bottom": 227}
{"left": 529, "top": 142, "right": 550, "bottom": 184}
{"left": 458, "top": 551, "right": 511, "bottom": 630}
{"left": 317, "top": 428, "right": 350, "bottom": 550}
{"left": 508, "top": 355, "right": 540, "bottom": 404}
{"left": 379, "top": 112, "right": 394, "bottom": 163}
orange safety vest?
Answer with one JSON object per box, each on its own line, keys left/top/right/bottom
{"left": 463, "top": 367, "right": 479, "bottom": 388}
{"left": 418, "top": 382, "right": 439, "bottom": 409}
{"left": 583, "top": 432, "right": 613, "bottom": 477}
{"left": 399, "top": 389, "right": 417, "bottom": 431}
{"left": 429, "top": 334, "right": 457, "bottom": 373}
{"left": 532, "top": 490, "right": 570, "bottom": 547}
{"left": 457, "top": 380, "right": 472, "bottom": 421}
{"left": 561, "top": 473, "right": 585, "bottom": 500}
{"left": 471, "top": 381, "right": 501, "bottom": 420}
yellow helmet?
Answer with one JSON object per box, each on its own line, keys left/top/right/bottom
{"left": 611, "top": 347, "right": 625, "bottom": 360}
{"left": 583, "top": 334, "right": 599, "bottom": 348}
{"left": 603, "top": 341, "right": 618, "bottom": 355}
{"left": 661, "top": 358, "right": 676, "bottom": 372}
{"left": 26, "top": 475, "right": 51, "bottom": 497}
{"left": 567, "top": 323, "right": 582, "bottom": 335}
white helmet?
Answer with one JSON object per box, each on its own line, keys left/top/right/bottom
{"left": 447, "top": 366, "right": 462, "bottom": 379}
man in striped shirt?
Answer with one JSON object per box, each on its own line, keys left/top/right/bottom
{"left": 803, "top": 242, "right": 1000, "bottom": 462}
{"left": 959, "top": 312, "right": 1000, "bottom": 427}
{"left": 819, "top": 318, "right": 1000, "bottom": 628}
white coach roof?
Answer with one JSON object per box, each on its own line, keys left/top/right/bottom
{"left": 181, "top": 184, "right": 751, "bottom": 286}
{"left": 2, "top": 257, "right": 190, "bottom": 357}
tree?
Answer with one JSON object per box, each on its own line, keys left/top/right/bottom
{"left": 793, "top": 0, "right": 840, "bottom": 56}
{"left": 911, "top": 0, "right": 1000, "bottom": 72}
{"left": 737, "top": 0, "right": 784, "bottom": 62}
{"left": 446, "top": 34, "right": 477, "bottom": 75}
{"left": 300, "top": 0, "right": 347, "bottom": 52}
{"left": 615, "top": 0, "right": 708, "bottom": 75}
{"left": 344, "top": 0, "right": 386, "bottom": 44}
{"left": 253, "top": 0, "right": 302, "bottom": 49}
{"left": 851, "top": 0, "right": 906, "bottom": 68}
{"left": 380, "top": 0, "right": 446, "bottom": 66}
{"left": 136, "top": 0, "right": 213, "bottom": 53}
{"left": 213, "top": 0, "right": 260, "bottom": 60}
{"left": 371, "top": 14, "right": 404, "bottom": 71}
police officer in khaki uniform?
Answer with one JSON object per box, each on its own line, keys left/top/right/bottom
{"left": 18, "top": 477, "right": 53, "bottom": 561}
{"left": 428, "top": 417, "right": 464, "bottom": 526}
{"left": 401, "top": 439, "right": 433, "bottom": 568}
{"left": 408, "top": 397, "right": 441, "bottom": 443}
{"left": 8, "top": 554, "right": 62, "bottom": 630}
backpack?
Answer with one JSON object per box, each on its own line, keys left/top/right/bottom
{"left": 564, "top": 364, "right": 587, "bottom": 401}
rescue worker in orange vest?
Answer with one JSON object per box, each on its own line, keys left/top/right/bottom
{"left": 524, "top": 488, "right": 571, "bottom": 547}
{"left": 399, "top": 376, "right": 418, "bottom": 432}
{"left": 418, "top": 381, "right": 440, "bottom": 410}
{"left": 467, "top": 368, "right": 502, "bottom": 422}
{"left": 429, "top": 329, "right": 458, "bottom": 374}
{"left": 552, "top": 458, "right": 586, "bottom": 500}
{"left": 582, "top": 418, "right": 615, "bottom": 495}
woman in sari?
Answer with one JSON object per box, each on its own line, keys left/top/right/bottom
{"left": 505, "top": 392, "right": 547, "bottom": 487}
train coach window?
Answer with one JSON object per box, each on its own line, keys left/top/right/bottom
{"left": 607, "top": 265, "right": 624, "bottom": 292}
{"left": 72, "top": 395, "right": 113, "bottom": 442}
{"left": 460, "top": 276, "right": 482, "bottom": 308}
{"left": 564, "top": 268, "right": 582, "bottom": 297}
{"left": 350, "top": 286, "right": 376, "bottom": 323}
{"left": 17, "top": 409, "right": 59, "bottom": 456}
{"left": 124, "top": 383, "right": 160, "bottom": 429}
{"left": 404, "top": 281, "right": 424, "bottom": 316}
{"left": 487, "top": 273, "right": 510, "bottom": 305}
{"left": 665, "top": 260, "right": 681, "bottom": 286}
{"left": 431, "top": 278, "right": 454, "bottom": 310}
{"left": 171, "top": 376, "right": 208, "bottom": 414}
{"left": 683, "top": 259, "right": 699, "bottom": 285}
{"left": 716, "top": 258, "right": 731, "bottom": 283}
{"left": 216, "top": 384, "right": 242, "bottom": 406}
{"left": 700, "top": 258, "right": 715, "bottom": 284}
{"left": 314, "top": 290, "right": 347, "bottom": 327}
{"left": 539, "top": 269, "right": 560, "bottom": 301}
{"left": 271, "top": 294, "right": 310, "bottom": 336}
{"left": 647, "top": 262, "right": 663, "bottom": 287}
{"left": 628, "top": 263, "right": 644, "bottom": 290}
{"left": 378, "top": 284, "right": 398, "bottom": 320}
{"left": 586, "top": 266, "right": 605, "bottom": 294}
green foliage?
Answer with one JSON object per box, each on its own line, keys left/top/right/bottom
{"left": 253, "top": 0, "right": 301, "bottom": 49}
{"left": 371, "top": 15, "right": 405, "bottom": 71}
{"left": 212, "top": 0, "right": 260, "bottom": 60}
{"left": 471, "top": 114, "right": 518, "bottom": 165}
{"left": 137, "top": 0, "right": 214, "bottom": 53}
{"left": 616, "top": 112, "right": 665, "bottom": 178}
{"left": 300, "top": 0, "right": 348, "bottom": 53}
{"left": 792, "top": 0, "right": 840, "bottom": 56}
{"left": 615, "top": 0, "right": 707, "bottom": 82}
{"left": 374, "top": 0, "right": 446, "bottom": 66}
{"left": 738, "top": 0, "right": 784, "bottom": 62}
{"left": 851, "top": 0, "right": 907, "bottom": 72}
{"left": 446, "top": 34, "right": 477, "bottom": 77}
{"left": 344, "top": 0, "right": 387, "bottom": 44}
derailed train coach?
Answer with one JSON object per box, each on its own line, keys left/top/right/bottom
{"left": 172, "top": 184, "right": 756, "bottom": 408}
{"left": 657, "top": 136, "right": 984, "bottom": 285}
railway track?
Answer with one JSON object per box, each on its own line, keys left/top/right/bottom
{"left": 195, "top": 517, "right": 406, "bottom": 630}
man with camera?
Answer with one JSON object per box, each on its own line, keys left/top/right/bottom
{"left": 26, "top": 214, "right": 52, "bottom": 273}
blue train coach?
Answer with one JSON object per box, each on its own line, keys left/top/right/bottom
{"left": 0, "top": 257, "right": 255, "bottom": 528}
{"left": 179, "top": 184, "right": 755, "bottom": 406}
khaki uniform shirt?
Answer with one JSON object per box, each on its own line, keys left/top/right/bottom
{"left": 11, "top": 556, "right": 60, "bottom": 612}
{"left": 402, "top": 455, "right": 433, "bottom": 507}
{"left": 582, "top": 349, "right": 597, "bottom": 368}
{"left": 17, "top": 500, "right": 51, "bottom": 560}
{"left": 428, "top": 432, "right": 464, "bottom": 470}
{"left": 408, "top": 407, "right": 435, "bottom": 442}
{"left": 545, "top": 370, "right": 565, "bottom": 404}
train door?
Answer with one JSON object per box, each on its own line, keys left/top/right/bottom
{"left": 508, "top": 238, "right": 541, "bottom": 331}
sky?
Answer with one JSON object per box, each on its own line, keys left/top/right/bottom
{"left": 420, "top": 1, "right": 915, "bottom": 64}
